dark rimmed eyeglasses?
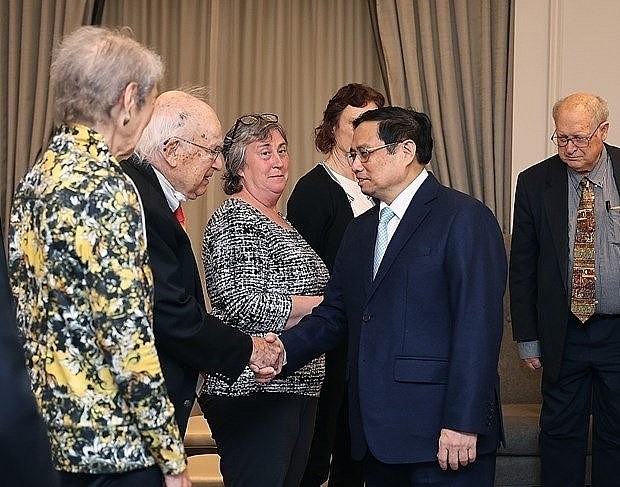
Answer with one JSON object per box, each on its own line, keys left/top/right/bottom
{"left": 222, "top": 113, "right": 279, "bottom": 155}
{"left": 346, "top": 141, "right": 402, "bottom": 166}
{"left": 550, "top": 121, "right": 605, "bottom": 148}
{"left": 165, "top": 136, "right": 222, "bottom": 160}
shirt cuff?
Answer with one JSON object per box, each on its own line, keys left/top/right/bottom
{"left": 517, "top": 340, "right": 541, "bottom": 359}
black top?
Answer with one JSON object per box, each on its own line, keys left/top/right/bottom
{"left": 287, "top": 164, "right": 354, "bottom": 272}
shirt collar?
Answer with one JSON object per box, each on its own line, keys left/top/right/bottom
{"left": 378, "top": 168, "right": 429, "bottom": 220}
{"left": 567, "top": 146, "right": 609, "bottom": 189}
{"left": 151, "top": 166, "right": 186, "bottom": 211}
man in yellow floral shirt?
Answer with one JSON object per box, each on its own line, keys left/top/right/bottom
{"left": 9, "top": 27, "right": 189, "bottom": 487}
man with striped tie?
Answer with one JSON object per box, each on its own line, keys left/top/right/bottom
{"left": 277, "top": 106, "right": 507, "bottom": 486}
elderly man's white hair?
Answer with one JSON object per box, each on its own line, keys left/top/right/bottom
{"left": 135, "top": 87, "right": 212, "bottom": 162}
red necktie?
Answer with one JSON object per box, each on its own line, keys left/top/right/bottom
{"left": 173, "top": 205, "right": 186, "bottom": 231}
{"left": 570, "top": 177, "right": 596, "bottom": 323}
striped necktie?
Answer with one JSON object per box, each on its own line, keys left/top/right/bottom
{"left": 373, "top": 206, "right": 395, "bottom": 278}
{"left": 570, "top": 177, "right": 596, "bottom": 323}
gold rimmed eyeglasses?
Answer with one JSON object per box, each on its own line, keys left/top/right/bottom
{"left": 550, "top": 122, "right": 605, "bottom": 148}
{"left": 166, "top": 137, "right": 222, "bottom": 160}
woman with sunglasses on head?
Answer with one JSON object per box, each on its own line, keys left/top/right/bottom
{"left": 287, "top": 83, "right": 384, "bottom": 487}
{"left": 198, "top": 114, "right": 328, "bottom": 487}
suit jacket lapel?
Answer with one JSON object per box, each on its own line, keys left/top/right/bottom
{"left": 542, "top": 156, "right": 569, "bottom": 291}
{"left": 607, "top": 144, "right": 620, "bottom": 194}
{"left": 124, "top": 155, "right": 190, "bottom": 242}
{"left": 368, "top": 174, "right": 438, "bottom": 299}
{"left": 361, "top": 205, "right": 379, "bottom": 298}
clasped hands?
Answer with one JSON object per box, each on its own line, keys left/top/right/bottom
{"left": 249, "top": 333, "right": 284, "bottom": 383}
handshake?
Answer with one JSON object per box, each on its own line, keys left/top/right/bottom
{"left": 248, "top": 333, "right": 285, "bottom": 383}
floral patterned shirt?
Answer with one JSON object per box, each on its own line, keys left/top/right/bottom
{"left": 8, "top": 124, "right": 186, "bottom": 475}
{"left": 200, "top": 198, "right": 328, "bottom": 397}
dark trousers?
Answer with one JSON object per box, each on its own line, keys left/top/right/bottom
{"left": 301, "top": 342, "right": 363, "bottom": 487}
{"left": 540, "top": 313, "right": 620, "bottom": 487}
{"left": 362, "top": 450, "right": 496, "bottom": 486}
{"left": 58, "top": 466, "right": 161, "bottom": 487}
{"left": 199, "top": 392, "right": 318, "bottom": 487}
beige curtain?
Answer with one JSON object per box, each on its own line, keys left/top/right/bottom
{"left": 100, "top": 0, "right": 384, "bottom": 253}
{"left": 0, "top": 0, "right": 94, "bottom": 237}
{"left": 370, "top": 0, "right": 513, "bottom": 231}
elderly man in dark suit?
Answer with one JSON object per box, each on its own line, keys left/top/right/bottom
{"left": 121, "top": 90, "right": 282, "bottom": 436}
{"left": 275, "top": 106, "right": 507, "bottom": 486}
{"left": 0, "top": 221, "right": 58, "bottom": 486}
{"left": 510, "top": 92, "right": 620, "bottom": 487}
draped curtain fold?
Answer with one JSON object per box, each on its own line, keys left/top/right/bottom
{"left": 369, "top": 0, "right": 513, "bottom": 231}
{"left": 0, "top": 0, "right": 93, "bottom": 236}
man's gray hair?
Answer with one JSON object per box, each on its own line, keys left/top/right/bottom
{"left": 50, "top": 26, "right": 164, "bottom": 126}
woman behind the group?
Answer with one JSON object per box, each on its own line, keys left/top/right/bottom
{"left": 287, "top": 83, "right": 385, "bottom": 487}
{"left": 199, "top": 114, "right": 328, "bottom": 487}
{"left": 8, "top": 26, "right": 189, "bottom": 487}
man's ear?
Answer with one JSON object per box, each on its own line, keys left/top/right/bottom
{"left": 401, "top": 139, "right": 417, "bottom": 163}
{"left": 599, "top": 121, "right": 610, "bottom": 142}
{"left": 162, "top": 138, "right": 179, "bottom": 168}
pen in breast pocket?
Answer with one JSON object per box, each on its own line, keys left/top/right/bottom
{"left": 605, "top": 201, "right": 620, "bottom": 212}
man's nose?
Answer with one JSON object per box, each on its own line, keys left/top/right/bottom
{"left": 350, "top": 157, "right": 363, "bottom": 173}
{"left": 564, "top": 139, "right": 580, "bottom": 152}
{"left": 213, "top": 153, "right": 223, "bottom": 170}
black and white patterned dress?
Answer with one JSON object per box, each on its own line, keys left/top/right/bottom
{"left": 201, "top": 198, "right": 328, "bottom": 397}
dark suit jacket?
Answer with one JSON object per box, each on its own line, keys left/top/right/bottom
{"left": 1, "top": 223, "right": 58, "bottom": 485}
{"left": 509, "top": 144, "right": 620, "bottom": 382}
{"left": 281, "top": 173, "right": 507, "bottom": 463}
{"left": 122, "top": 156, "right": 252, "bottom": 435}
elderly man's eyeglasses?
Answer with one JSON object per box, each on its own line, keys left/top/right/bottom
{"left": 346, "top": 142, "right": 401, "bottom": 166}
{"left": 222, "top": 113, "right": 279, "bottom": 155}
{"left": 166, "top": 137, "right": 222, "bottom": 160}
{"left": 550, "top": 122, "right": 605, "bottom": 148}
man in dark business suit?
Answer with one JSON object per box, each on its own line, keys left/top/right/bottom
{"left": 276, "top": 107, "right": 506, "bottom": 486}
{"left": 510, "top": 92, "right": 620, "bottom": 487}
{"left": 0, "top": 221, "right": 58, "bottom": 486}
{"left": 121, "top": 90, "right": 282, "bottom": 436}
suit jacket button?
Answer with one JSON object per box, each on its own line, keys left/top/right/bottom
{"left": 362, "top": 314, "right": 371, "bottom": 322}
